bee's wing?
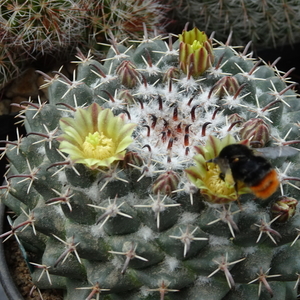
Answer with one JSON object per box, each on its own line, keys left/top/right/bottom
{"left": 254, "top": 146, "right": 299, "bottom": 159}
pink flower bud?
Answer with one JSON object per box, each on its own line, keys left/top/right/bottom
{"left": 152, "top": 170, "right": 180, "bottom": 195}
{"left": 212, "top": 76, "right": 240, "bottom": 99}
{"left": 239, "top": 118, "right": 270, "bottom": 147}
{"left": 116, "top": 60, "right": 140, "bottom": 88}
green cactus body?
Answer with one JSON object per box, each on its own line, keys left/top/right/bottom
{"left": 166, "top": 0, "right": 300, "bottom": 49}
{"left": 2, "top": 27, "right": 300, "bottom": 300}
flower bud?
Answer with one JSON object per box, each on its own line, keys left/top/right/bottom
{"left": 227, "top": 113, "right": 245, "bottom": 126}
{"left": 122, "top": 151, "right": 143, "bottom": 169}
{"left": 163, "top": 66, "right": 181, "bottom": 82}
{"left": 118, "top": 90, "right": 135, "bottom": 105}
{"left": 179, "top": 28, "right": 214, "bottom": 77}
{"left": 271, "top": 197, "right": 298, "bottom": 223}
{"left": 116, "top": 60, "right": 140, "bottom": 88}
{"left": 212, "top": 76, "right": 240, "bottom": 99}
{"left": 239, "top": 118, "right": 270, "bottom": 147}
{"left": 152, "top": 170, "right": 180, "bottom": 195}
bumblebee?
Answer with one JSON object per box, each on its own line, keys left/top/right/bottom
{"left": 208, "top": 143, "right": 298, "bottom": 199}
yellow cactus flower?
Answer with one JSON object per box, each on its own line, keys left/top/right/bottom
{"left": 179, "top": 27, "right": 214, "bottom": 77}
{"left": 58, "top": 103, "right": 136, "bottom": 169}
{"left": 185, "top": 135, "right": 251, "bottom": 203}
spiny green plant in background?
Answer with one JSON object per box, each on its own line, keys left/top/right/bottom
{"left": 0, "top": 0, "right": 167, "bottom": 89}
{"left": 1, "top": 26, "right": 300, "bottom": 300}
{"left": 82, "top": 0, "right": 168, "bottom": 43}
{"left": 165, "top": 0, "right": 300, "bottom": 49}
{"left": 0, "top": 46, "right": 23, "bottom": 92}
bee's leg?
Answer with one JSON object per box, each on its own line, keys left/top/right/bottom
{"left": 219, "top": 173, "right": 225, "bottom": 181}
{"left": 234, "top": 181, "right": 239, "bottom": 198}
{"left": 234, "top": 181, "right": 242, "bottom": 209}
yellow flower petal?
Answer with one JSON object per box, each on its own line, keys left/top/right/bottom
{"left": 58, "top": 103, "right": 136, "bottom": 169}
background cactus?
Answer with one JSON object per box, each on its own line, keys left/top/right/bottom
{"left": 165, "top": 0, "right": 300, "bottom": 50}
{"left": 0, "top": 0, "right": 168, "bottom": 89}
{"left": 0, "top": 45, "right": 25, "bottom": 93}
{"left": 1, "top": 26, "right": 300, "bottom": 300}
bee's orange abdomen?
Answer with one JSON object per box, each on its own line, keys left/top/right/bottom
{"left": 250, "top": 169, "right": 279, "bottom": 199}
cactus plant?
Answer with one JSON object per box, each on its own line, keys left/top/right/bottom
{"left": 1, "top": 26, "right": 300, "bottom": 300}
{"left": 0, "top": 0, "right": 168, "bottom": 89}
{"left": 165, "top": 0, "right": 300, "bottom": 49}
{"left": 0, "top": 45, "right": 23, "bottom": 91}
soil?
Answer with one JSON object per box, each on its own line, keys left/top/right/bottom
{"left": 4, "top": 236, "right": 63, "bottom": 300}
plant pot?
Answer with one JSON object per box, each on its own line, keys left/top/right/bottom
{"left": 0, "top": 203, "right": 24, "bottom": 300}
